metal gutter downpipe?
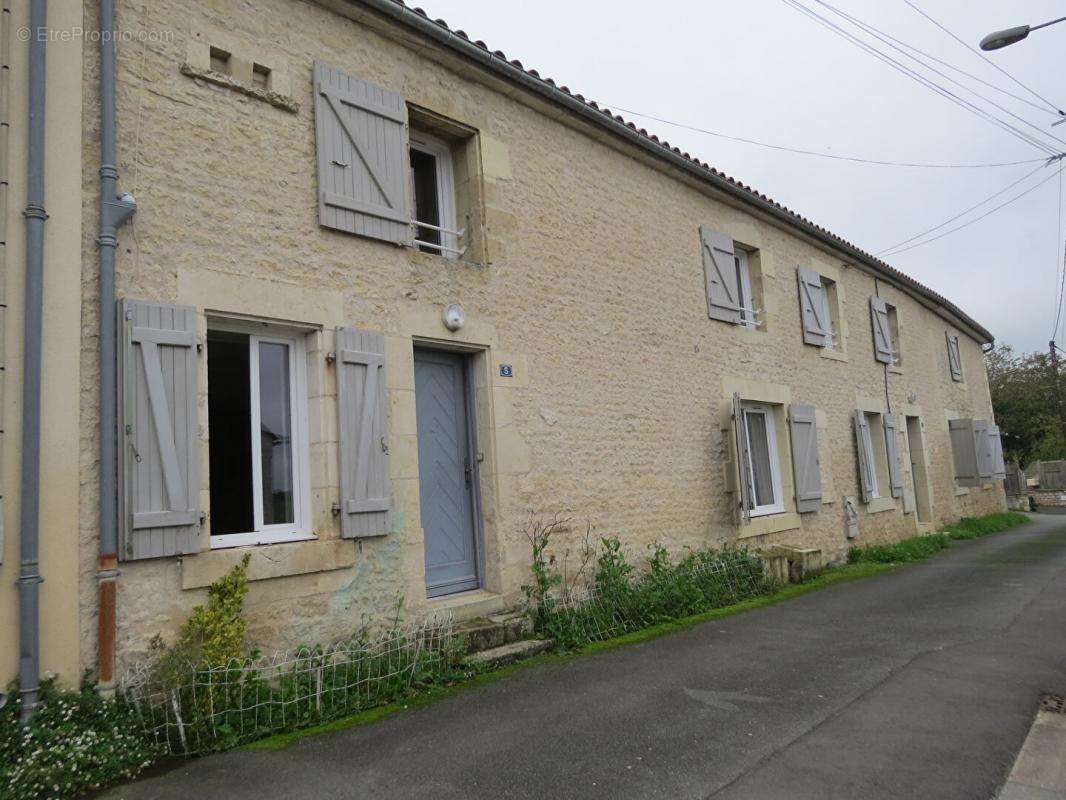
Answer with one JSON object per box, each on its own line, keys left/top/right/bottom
{"left": 97, "top": 0, "right": 136, "bottom": 692}
{"left": 18, "top": 0, "right": 47, "bottom": 722}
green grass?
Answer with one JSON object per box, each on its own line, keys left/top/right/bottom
{"left": 848, "top": 510, "right": 1029, "bottom": 564}
{"left": 941, "top": 511, "right": 1029, "bottom": 540}
{"left": 243, "top": 561, "right": 891, "bottom": 752}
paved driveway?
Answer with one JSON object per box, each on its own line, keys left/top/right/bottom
{"left": 105, "top": 514, "right": 1066, "bottom": 800}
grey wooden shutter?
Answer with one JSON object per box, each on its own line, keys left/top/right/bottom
{"left": 988, "top": 425, "right": 1006, "bottom": 479}
{"left": 973, "top": 419, "right": 993, "bottom": 482}
{"left": 788, "top": 404, "right": 821, "bottom": 512}
{"left": 701, "top": 227, "right": 742, "bottom": 324}
{"left": 870, "top": 297, "right": 893, "bottom": 364}
{"left": 946, "top": 332, "right": 963, "bottom": 381}
{"left": 336, "top": 327, "right": 390, "bottom": 538}
{"left": 118, "top": 299, "right": 200, "bottom": 560}
{"left": 883, "top": 413, "right": 904, "bottom": 499}
{"left": 796, "top": 267, "right": 829, "bottom": 347}
{"left": 948, "top": 418, "right": 980, "bottom": 487}
{"left": 732, "top": 392, "right": 752, "bottom": 524}
{"left": 853, "top": 410, "right": 875, "bottom": 503}
{"left": 314, "top": 60, "right": 411, "bottom": 245}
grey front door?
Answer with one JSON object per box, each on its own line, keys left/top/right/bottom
{"left": 414, "top": 349, "right": 480, "bottom": 597}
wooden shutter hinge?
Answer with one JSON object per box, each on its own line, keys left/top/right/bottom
{"left": 325, "top": 352, "right": 336, "bottom": 365}
{"left": 199, "top": 512, "right": 206, "bottom": 526}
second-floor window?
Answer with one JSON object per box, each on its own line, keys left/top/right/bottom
{"left": 409, "top": 130, "right": 459, "bottom": 258}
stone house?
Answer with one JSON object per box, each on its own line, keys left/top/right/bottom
{"left": 0, "top": 0, "right": 1007, "bottom": 702}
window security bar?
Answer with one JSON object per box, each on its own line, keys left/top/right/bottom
{"left": 411, "top": 219, "right": 467, "bottom": 257}
{"left": 738, "top": 306, "right": 763, "bottom": 327}
{"left": 823, "top": 326, "right": 840, "bottom": 351}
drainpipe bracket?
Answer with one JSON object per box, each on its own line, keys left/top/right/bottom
{"left": 22, "top": 203, "right": 48, "bottom": 221}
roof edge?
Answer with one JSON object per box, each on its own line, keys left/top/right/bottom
{"left": 351, "top": 0, "right": 995, "bottom": 345}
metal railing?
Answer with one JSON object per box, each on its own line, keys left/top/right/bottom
{"left": 411, "top": 218, "right": 467, "bottom": 257}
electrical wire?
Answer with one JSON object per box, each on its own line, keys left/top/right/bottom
{"left": 600, "top": 103, "right": 1048, "bottom": 169}
{"left": 883, "top": 161, "right": 1063, "bottom": 256}
{"left": 811, "top": 4, "right": 1057, "bottom": 118}
{"left": 781, "top": 0, "right": 1062, "bottom": 157}
{"left": 810, "top": 0, "right": 1066, "bottom": 151}
{"left": 877, "top": 161, "right": 1051, "bottom": 254}
{"left": 900, "top": 0, "right": 1065, "bottom": 117}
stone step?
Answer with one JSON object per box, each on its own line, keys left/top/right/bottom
{"left": 457, "top": 612, "right": 531, "bottom": 654}
{"left": 462, "top": 638, "right": 553, "bottom": 668}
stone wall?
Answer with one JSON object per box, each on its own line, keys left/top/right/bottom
{"left": 61, "top": 0, "right": 1006, "bottom": 679}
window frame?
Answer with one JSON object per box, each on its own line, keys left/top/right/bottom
{"left": 742, "top": 403, "right": 785, "bottom": 517}
{"left": 734, "top": 248, "right": 757, "bottom": 329}
{"left": 860, "top": 411, "right": 881, "bottom": 500}
{"left": 409, "top": 129, "right": 459, "bottom": 259}
{"left": 886, "top": 303, "right": 902, "bottom": 366}
{"left": 206, "top": 321, "right": 313, "bottom": 550}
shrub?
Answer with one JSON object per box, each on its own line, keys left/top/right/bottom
{"left": 848, "top": 533, "right": 951, "bottom": 564}
{"left": 0, "top": 679, "right": 162, "bottom": 800}
{"left": 523, "top": 524, "right": 776, "bottom": 650}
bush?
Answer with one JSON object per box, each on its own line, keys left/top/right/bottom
{"left": 942, "top": 511, "right": 1028, "bottom": 540}
{"left": 0, "top": 680, "right": 162, "bottom": 800}
{"left": 524, "top": 525, "right": 777, "bottom": 650}
{"left": 848, "top": 533, "right": 951, "bottom": 564}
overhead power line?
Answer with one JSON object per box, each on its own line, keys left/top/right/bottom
{"left": 882, "top": 160, "right": 1063, "bottom": 256}
{"left": 781, "top": 0, "right": 1062, "bottom": 157}
{"left": 598, "top": 103, "right": 1048, "bottom": 169}
{"left": 877, "top": 161, "right": 1051, "bottom": 254}
{"left": 810, "top": 0, "right": 1066, "bottom": 152}
{"left": 900, "top": 0, "right": 1065, "bottom": 117}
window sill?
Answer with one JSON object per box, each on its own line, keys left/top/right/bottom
{"left": 888, "top": 365, "right": 904, "bottom": 375}
{"left": 181, "top": 538, "right": 356, "bottom": 590}
{"left": 819, "top": 348, "right": 848, "bottom": 362}
{"left": 735, "top": 325, "right": 768, "bottom": 345}
{"left": 866, "top": 497, "right": 898, "bottom": 514}
{"left": 738, "top": 511, "right": 801, "bottom": 539}
{"left": 955, "top": 486, "right": 970, "bottom": 496}
{"left": 210, "top": 531, "right": 317, "bottom": 550}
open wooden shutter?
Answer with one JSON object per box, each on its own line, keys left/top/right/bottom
{"left": 883, "top": 413, "right": 903, "bottom": 499}
{"left": 788, "top": 404, "right": 821, "bottom": 512}
{"left": 988, "top": 424, "right": 1006, "bottom": 479}
{"left": 853, "top": 410, "right": 876, "bottom": 503}
{"left": 336, "top": 327, "right": 390, "bottom": 538}
{"left": 870, "top": 297, "right": 893, "bottom": 364}
{"left": 949, "top": 418, "right": 980, "bottom": 487}
{"left": 118, "top": 299, "right": 200, "bottom": 560}
{"left": 973, "top": 419, "right": 993, "bottom": 482}
{"left": 314, "top": 60, "right": 411, "bottom": 245}
{"left": 701, "top": 227, "right": 742, "bottom": 324}
{"left": 732, "top": 393, "right": 753, "bottom": 524}
{"left": 796, "top": 267, "right": 829, "bottom": 347}
{"left": 946, "top": 332, "right": 963, "bottom": 381}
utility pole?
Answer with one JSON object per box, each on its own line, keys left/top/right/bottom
{"left": 1052, "top": 341, "right": 1066, "bottom": 438}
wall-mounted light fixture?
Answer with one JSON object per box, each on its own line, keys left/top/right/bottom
{"left": 442, "top": 303, "right": 466, "bottom": 332}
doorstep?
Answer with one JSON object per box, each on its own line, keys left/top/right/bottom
{"left": 425, "top": 588, "right": 511, "bottom": 623}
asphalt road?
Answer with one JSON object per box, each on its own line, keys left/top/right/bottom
{"left": 105, "top": 513, "right": 1066, "bottom": 800}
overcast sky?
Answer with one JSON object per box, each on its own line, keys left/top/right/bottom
{"left": 417, "top": 0, "right": 1066, "bottom": 353}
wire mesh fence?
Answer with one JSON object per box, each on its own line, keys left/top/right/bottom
{"left": 120, "top": 616, "right": 460, "bottom": 756}
{"left": 529, "top": 548, "right": 776, "bottom": 649}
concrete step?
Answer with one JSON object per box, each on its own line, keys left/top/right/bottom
{"left": 457, "top": 612, "right": 531, "bottom": 654}
{"left": 462, "top": 638, "right": 553, "bottom": 668}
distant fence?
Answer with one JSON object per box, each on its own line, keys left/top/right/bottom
{"left": 1004, "top": 462, "right": 1026, "bottom": 496}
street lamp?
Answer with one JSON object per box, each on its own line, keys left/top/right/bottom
{"left": 980, "top": 15, "right": 1066, "bottom": 50}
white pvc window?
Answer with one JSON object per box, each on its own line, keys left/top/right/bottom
{"left": 409, "top": 130, "right": 460, "bottom": 258}
{"left": 861, "top": 412, "right": 881, "bottom": 499}
{"left": 742, "top": 404, "right": 785, "bottom": 516}
{"left": 206, "top": 324, "right": 312, "bottom": 548}
{"left": 734, "top": 249, "right": 757, "bottom": 329}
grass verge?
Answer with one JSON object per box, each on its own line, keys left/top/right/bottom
{"left": 243, "top": 560, "right": 892, "bottom": 752}
{"left": 848, "top": 510, "right": 1029, "bottom": 564}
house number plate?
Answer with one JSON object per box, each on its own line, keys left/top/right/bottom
{"left": 499, "top": 364, "right": 513, "bottom": 377}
